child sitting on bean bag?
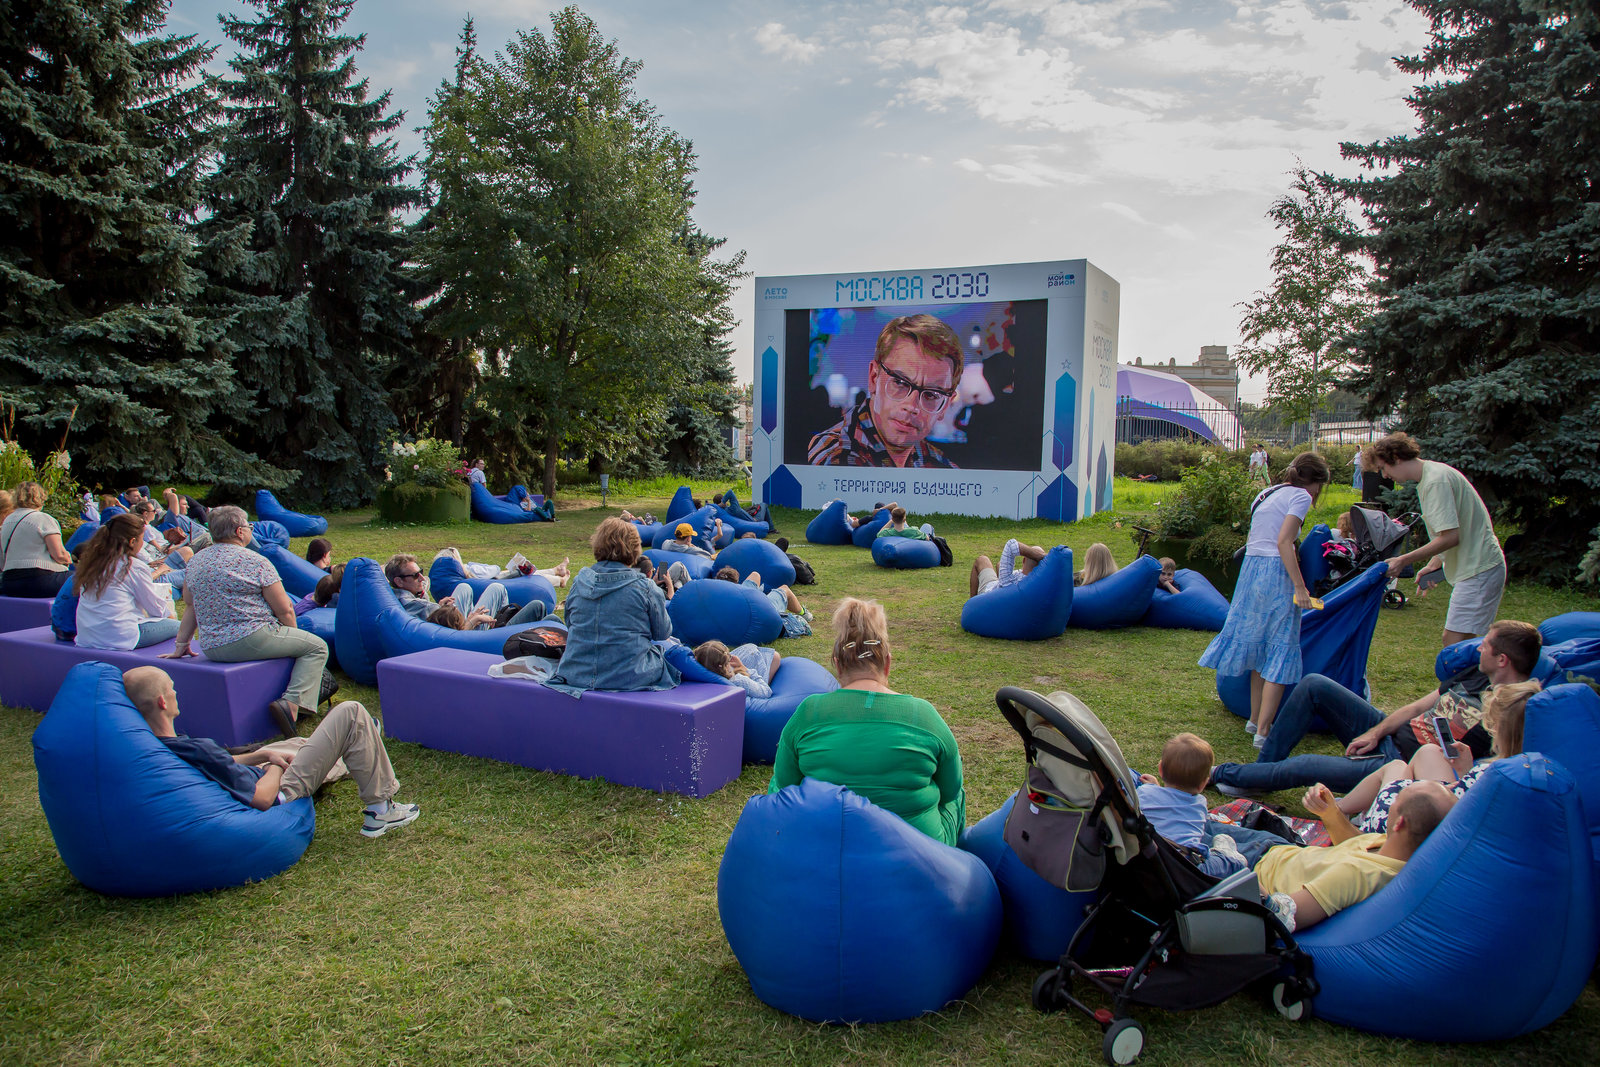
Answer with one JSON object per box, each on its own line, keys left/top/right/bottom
{"left": 693, "top": 640, "right": 782, "bottom": 698}
{"left": 1075, "top": 542, "right": 1118, "bottom": 587}
{"left": 1157, "top": 556, "right": 1181, "bottom": 595}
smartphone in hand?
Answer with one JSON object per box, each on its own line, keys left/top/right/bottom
{"left": 1432, "top": 715, "right": 1461, "bottom": 781}
{"left": 1418, "top": 567, "right": 1446, "bottom": 592}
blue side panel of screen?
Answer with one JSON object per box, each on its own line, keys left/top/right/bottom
{"left": 764, "top": 465, "right": 802, "bottom": 508}
{"left": 760, "top": 347, "right": 778, "bottom": 434}
{"left": 1051, "top": 371, "right": 1076, "bottom": 472}
{"left": 1036, "top": 473, "right": 1078, "bottom": 523}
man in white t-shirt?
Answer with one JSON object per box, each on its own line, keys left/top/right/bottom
{"left": 1363, "top": 432, "right": 1505, "bottom": 645}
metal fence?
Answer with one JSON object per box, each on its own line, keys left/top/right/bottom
{"left": 1115, "top": 399, "right": 1388, "bottom": 451}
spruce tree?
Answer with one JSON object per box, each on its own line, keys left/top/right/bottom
{"left": 202, "top": 0, "right": 421, "bottom": 507}
{"left": 0, "top": 0, "right": 274, "bottom": 486}
{"left": 1335, "top": 2, "right": 1600, "bottom": 582}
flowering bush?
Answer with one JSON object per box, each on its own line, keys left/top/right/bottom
{"left": 386, "top": 437, "right": 464, "bottom": 490}
{"left": 0, "top": 440, "right": 85, "bottom": 526}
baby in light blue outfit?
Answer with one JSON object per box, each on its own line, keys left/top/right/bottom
{"left": 1137, "top": 733, "right": 1246, "bottom": 877}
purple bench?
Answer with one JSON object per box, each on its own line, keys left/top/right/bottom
{"left": 0, "top": 626, "right": 293, "bottom": 747}
{"left": 0, "top": 595, "right": 53, "bottom": 634}
{"left": 375, "top": 647, "right": 745, "bottom": 798}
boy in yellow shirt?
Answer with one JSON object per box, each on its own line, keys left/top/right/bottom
{"left": 1257, "top": 779, "right": 1455, "bottom": 931}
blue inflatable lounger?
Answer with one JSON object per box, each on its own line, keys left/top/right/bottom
{"left": 254, "top": 489, "right": 328, "bottom": 538}
{"left": 376, "top": 647, "right": 744, "bottom": 798}
{"left": 718, "top": 779, "right": 1002, "bottom": 1023}
{"left": 665, "top": 642, "right": 838, "bottom": 764}
{"left": 33, "top": 662, "right": 315, "bottom": 896}
{"left": 0, "top": 625, "right": 294, "bottom": 748}
{"left": 961, "top": 546, "right": 1075, "bottom": 641}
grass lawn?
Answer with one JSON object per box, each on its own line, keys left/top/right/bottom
{"left": 2, "top": 477, "right": 1596, "bottom": 1065}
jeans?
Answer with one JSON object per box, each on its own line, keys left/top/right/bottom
{"left": 203, "top": 622, "right": 329, "bottom": 711}
{"left": 135, "top": 618, "right": 181, "bottom": 647}
{"left": 451, "top": 582, "right": 546, "bottom": 629}
{"left": 1202, "top": 821, "right": 1308, "bottom": 868}
{"left": 1211, "top": 673, "right": 1404, "bottom": 793}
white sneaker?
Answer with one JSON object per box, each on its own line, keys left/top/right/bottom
{"left": 1245, "top": 721, "right": 1257, "bottom": 735}
{"left": 1252, "top": 733, "right": 1267, "bottom": 749}
{"left": 361, "top": 800, "right": 420, "bottom": 838}
{"left": 1210, "top": 833, "right": 1242, "bottom": 860}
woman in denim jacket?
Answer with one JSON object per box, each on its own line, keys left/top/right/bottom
{"left": 544, "top": 517, "right": 679, "bottom": 696}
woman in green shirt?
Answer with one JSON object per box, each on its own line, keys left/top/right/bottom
{"left": 767, "top": 597, "right": 966, "bottom": 845}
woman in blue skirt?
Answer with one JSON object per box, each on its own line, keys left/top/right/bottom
{"left": 1200, "top": 452, "right": 1331, "bottom": 747}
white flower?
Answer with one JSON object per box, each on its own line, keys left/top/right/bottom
{"left": 52, "top": 450, "right": 70, "bottom": 470}
{"left": 391, "top": 442, "right": 402, "bottom": 454}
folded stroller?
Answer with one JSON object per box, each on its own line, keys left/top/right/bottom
{"left": 1317, "top": 503, "right": 1421, "bottom": 606}
{"left": 996, "top": 687, "right": 1315, "bottom": 1065}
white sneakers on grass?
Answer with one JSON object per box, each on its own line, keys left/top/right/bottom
{"left": 361, "top": 800, "right": 421, "bottom": 838}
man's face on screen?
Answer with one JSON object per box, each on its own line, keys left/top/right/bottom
{"left": 867, "top": 337, "right": 956, "bottom": 454}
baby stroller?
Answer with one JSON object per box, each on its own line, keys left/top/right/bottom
{"left": 995, "top": 687, "right": 1316, "bottom": 1065}
{"left": 1317, "top": 503, "right": 1421, "bottom": 607}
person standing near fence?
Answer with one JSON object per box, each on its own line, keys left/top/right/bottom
{"left": 1362, "top": 432, "right": 1505, "bottom": 646}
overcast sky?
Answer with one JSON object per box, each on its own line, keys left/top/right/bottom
{"left": 166, "top": 0, "right": 1433, "bottom": 401}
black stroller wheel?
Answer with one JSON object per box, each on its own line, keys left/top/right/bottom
{"left": 1102, "top": 1018, "right": 1145, "bottom": 1065}
{"left": 1031, "top": 968, "right": 1070, "bottom": 1013}
{"left": 1271, "top": 979, "right": 1313, "bottom": 1022}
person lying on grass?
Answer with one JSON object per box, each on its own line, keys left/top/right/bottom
{"left": 125, "top": 665, "right": 420, "bottom": 839}
{"left": 1257, "top": 779, "right": 1454, "bottom": 932}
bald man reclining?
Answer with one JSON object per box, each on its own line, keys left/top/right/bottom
{"left": 124, "top": 666, "right": 421, "bottom": 838}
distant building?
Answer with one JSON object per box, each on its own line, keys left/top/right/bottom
{"left": 1133, "top": 345, "right": 1239, "bottom": 407}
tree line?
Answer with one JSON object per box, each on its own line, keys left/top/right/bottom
{"left": 1233, "top": 1, "right": 1600, "bottom": 585}
{"left": 1, "top": 1, "right": 743, "bottom": 507}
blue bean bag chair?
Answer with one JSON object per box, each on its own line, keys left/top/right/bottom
{"left": 871, "top": 535, "right": 941, "bottom": 569}
{"left": 1298, "top": 523, "right": 1332, "bottom": 588}
{"left": 960, "top": 793, "right": 1094, "bottom": 961}
{"left": 249, "top": 519, "right": 290, "bottom": 548}
{"left": 666, "top": 644, "right": 839, "bottom": 763}
{"left": 426, "top": 554, "right": 557, "bottom": 613}
{"left": 713, "top": 539, "right": 795, "bottom": 592}
{"left": 1215, "top": 560, "right": 1389, "bottom": 719}
{"left": 1539, "top": 611, "right": 1600, "bottom": 646}
{"left": 717, "top": 491, "right": 775, "bottom": 535}
{"left": 116, "top": 486, "right": 149, "bottom": 508}
{"left": 254, "top": 489, "right": 328, "bottom": 538}
{"left": 712, "top": 505, "right": 771, "bottom": 540}
{"left": 666, "top": 486, "right": 697, "bottom": 523}
{"left": 850, "top": 508, "right": 891, "bottom": 548}
{"left": 33, "top": 662, "right": 315, "bottom": 896}
{"left": 252, "top": 540, "right": 328, "bottom": 600}
{"left": 1435, "top": 637, "right": 1561, "bottom": 688}
{"left": 643, "top": 549, "right": 713, "bottom": 583}
{"left": 1142, "top": 567, "right": 1229, "bottom": 630}
{"left": 631, "top": 521, "right": 666, "bottom": 546}
{"left": 805, "top": 500, "right": 855, "bottom": 546}
{"left": 1298, "top": 756, "right": 1597, "bottom": 1039}
{"left": 50, "top": 574, "right": 79, "bottom": 641}
{"left": 334, "top": 557, "right": 560, "bottom": 686}
{"left": 469, "top": 482, "right": 552, "bottom": 523}
{"left": 718, "top": 779, "right": 1002, "bottom": 1023}
{"left": 1068, "top": 553, "right": 1161, "bottom": 630}
{"left": 1524, "top": 684, "right": 1600, "bottom": 891}
{"left": 650, "top": 505, "right": 720, "bottom": 552}
{"left": 298, "top": 606, "right": 338, "bottom": 663}
{"left": 666, "top": 577, "right": 783, "bottom": 648}
{"left": 960, "top": 546, "right": 1074, "bottom": 641}
{"left": 64, "top": 521, "right": 98, "bottom": 555}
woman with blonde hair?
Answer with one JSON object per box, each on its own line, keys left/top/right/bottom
{"left": 1075, "top": 542, "right": 1119, "bottom": 586}
{"left": 1334, "top": 679, "right": 1542, "bottom": 833}
{"left": 544, "top": 517, "right": 677, "bottom": 695}
{"left": 72, "top": 513, "right": 180, "bottom": 650}
{"left": 767, "top": 597, "right": 965, "bottom": 845}
{"left": 0, "top": 481, "right": 72, "bottom": 597}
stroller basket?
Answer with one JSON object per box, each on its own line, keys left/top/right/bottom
{"left": 995, "top": 687, "right": 1317, "bottom": 1065}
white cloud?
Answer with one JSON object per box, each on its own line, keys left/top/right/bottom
{"left": 754, "top": 22, "right": 821, "bottom": 64}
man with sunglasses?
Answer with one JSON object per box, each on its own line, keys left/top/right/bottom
{"left": 385, "top": 553, "right": 450, "bottom": 620}
{"left": 808, "top": 314, "right": 963, "bottom": 468}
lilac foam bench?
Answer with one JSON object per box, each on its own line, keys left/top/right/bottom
{"left": 375, "top": 647, "right": 744, "bottom": 798}
{"left": 0, "top": 595, "right": 53, "bottom": 634}
{"left": 0, "top": 626, "right": 294, "bottom": 747}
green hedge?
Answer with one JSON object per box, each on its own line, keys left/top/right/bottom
{"left": 374, "top": 481, "right": 469, "bottom": 525}
{"left": 1116, "top": 441, "right": 1363, "bottom": 484}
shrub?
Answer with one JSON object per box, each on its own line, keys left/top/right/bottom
{"left": 1151, "top": 456, "right": 1257, "bottom": 539}
{"left": 386, "top": 437, "right": 465, "bottom": 490}
{"left": 1, "top": 440, "right": 85, "bottom": 527}
{"left": 1192, "top": 522, "right": 1247, "bottom": 566}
